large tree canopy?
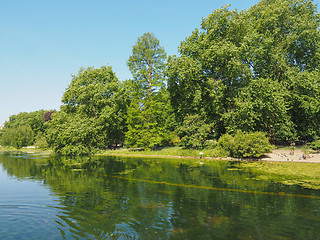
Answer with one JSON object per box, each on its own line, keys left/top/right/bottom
{"left": 0, "top": 110, "right": 49, "bottom": 148}
{"left": 46, "top": 66, "right": 130, "bottom": 154}
{"left": 61, "top": 66, "right": 123, "bottom": 118}
{"left": 168, "top": 0, "right": 320, "bottom": 142}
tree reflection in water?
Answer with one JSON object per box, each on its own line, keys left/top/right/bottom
{"left": 1, "top": 152, "right": 320, "bottom": 239}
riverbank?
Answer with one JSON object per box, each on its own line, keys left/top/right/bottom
{"left": 0, "top": 146, "right": 53, "bottom": 154}
{"left": 100, "top": 147, "right": 320, "bottom": 163}
{"left": 3, "top": 145, "right": 320, "bottom": 163}
{"left": 1, "top": 146, "right": 320, "bottom": 189}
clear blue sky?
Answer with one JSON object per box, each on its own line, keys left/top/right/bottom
{"left": 1, "top": 0, "right": 319, "bottom": 124}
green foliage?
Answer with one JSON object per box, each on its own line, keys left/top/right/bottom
{"left": 1, "top": 125, "right": 34, "bottom": 149}
{"left": 178, "top": 114, "right": 214, "bottom": 149}
{"left": 223, "top": 78, "right": 295, "bottom": 142}
{"left": 46, "top": 112, "right": 97, "bottom": 155}
{"left": 0, "top": 110, "right": 49, "bottom": 148}
{"left": 125, "top": 100, "right": 160, "bottom": 149}
{"left": 205, "top": 140, "right": 218, "bottom": 150}
{"left": 34, "top": 132, "right": 49, "bottom": 150}
{"left": 3, "top": 110, "right": 48, "bottom": 135}
{"left": 167, "top": 0, "right": 320, "bottom": 142}
{"left": 216, "top": 134, "right": 235, "bottom": 157}
{"left": 310, "top": 140, "right": 320, "bottom": 151}
{"left": 286, "top": 70, "right": 320, "bottom": 140}
{"left": 46, "top": 66, "right": 130, "bottom": 155}
{"left": 61, "top": 66, "right": 127, "bottom": 119}
{"left": 125, "top": 33, "right": 175, "bottom": 149}
{"left": 125, "top": 89, "right": 176, "bottom": 149}
{"left": 167, "top": 6, "right": 250, "bottom": 129}
{"left": 246, "top": 0, "right": 320, "bottom": 76}
{"left": 217, "top": 132, "right": 272, "bottom": 158}
{"left": 127, "top": 32, "right": 167, "bottom": 98}
{"left": 167, "top": 56, "right": 227, "bottom": 127}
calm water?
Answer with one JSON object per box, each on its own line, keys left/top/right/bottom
{"left": 1, "top": 152, "right": 320, "bottom": 239}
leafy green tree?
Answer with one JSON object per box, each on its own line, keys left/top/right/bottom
{"left": 3, "top": 110, "right": 47, "bottom": 136}
{"left": 167, "top": 5, "right": 251, "bottom": 133}
{"left": 125, "top": 33, "right": 174, "bottom": 149}
{"left": 125, "top": 89, "right": 175, "bottom": 149}
{"left": 178, "top": 114, "right": 214, "bottom": 149}
{"left": 127, "top": 32, "right": 167, "bottom": 99}
{"left": 168, "top": 0, "right": 320, "bottom": 142}
{"left": 245, "top": 0, "right": 320, "bottom": 78}
{"left": 310, "top": 140, "right": 320, "bottom": 150}
{"left": 286, "top": 70, "right": 320, "bottom": 140}
{"left": 223, "top": 78, "right": 295, "bottom": 143}
{"left": 34, "top": 132, "right": 49, "bottom": 149}
{"left": 0, "top": 110, "right": 49, "bottom": 147}
{"left": 46, "top": 66, "right": 130, "bottom": 155}
{"left": 61, "top": 66, "right": 125, "bottom": 118}
{"left": 1, "top": 125, "right": 34, "bottom": 148}
{"left": 45, "top": 112, "right": 97, "bottom": 155}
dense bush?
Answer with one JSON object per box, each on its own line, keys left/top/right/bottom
{"left": 45, "top": 112, "right": 98, "bottom": 155}
{"left": 0, "top": 110, "right": 51, "bottom": 148}
{"left": 34, "top": 132, "right": 49, "bottom": 149}
{"left": 310, "top": 140, "right": 320, "bottom": 151}
{"left": 125, "top": 91, "right": 176, "bottom": 149}
{"left": 1, "top": 125, "right": 34, "bottom": 149}
{"left": 216, "top": 134, "right": 235, "bottom": 156}
{"left": 205, "top": 139, "right": 218, "bottom": 150}
{"left": 217, "top": 132, "right": 272, "bottom": 158}
{"left": 178, "top": 114, "right": 214, "bottom": 149}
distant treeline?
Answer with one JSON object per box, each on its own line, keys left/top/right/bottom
{"left": 1, "top": 0, "right": 320, "bottom": 155}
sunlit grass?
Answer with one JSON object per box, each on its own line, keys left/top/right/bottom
{"left": 0, "top": 146, "right": 53, "bottom": 154}
{"left": 99, "top": 146, "right": 225, "bottom": 159}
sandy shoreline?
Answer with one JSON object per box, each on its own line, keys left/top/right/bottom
{"left": 260, "top": 149, "right": 320, "bottom": 163}
{"left": 101, "top": 149, "right": 320, "bottom": 163}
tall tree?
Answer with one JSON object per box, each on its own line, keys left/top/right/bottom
{"left": 126, "top": 33, "right": 174, "bottom": 149}
{"left": 127, "top": 32, "right": 167, "bottom": 99}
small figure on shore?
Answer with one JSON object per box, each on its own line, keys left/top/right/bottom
{"left": 289, "top": 141, "right": 295, "bottom": 155}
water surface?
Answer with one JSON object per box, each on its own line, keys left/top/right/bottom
{"left": 1, "top": 152, "right": 320, "bottom": 239}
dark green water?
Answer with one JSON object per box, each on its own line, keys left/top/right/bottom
{"left": 1, "top": 152, "right": 320, "bottom": 239}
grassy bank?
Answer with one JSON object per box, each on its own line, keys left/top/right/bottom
{"left": 99, "top": 146, "right": 227, "bottom": 159}
{"left": 0, "top": 146, "right": 53, "bottom": 154}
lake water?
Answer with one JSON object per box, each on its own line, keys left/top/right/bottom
{"left": 1, "top": 151, "right": 320, "bottom": 239}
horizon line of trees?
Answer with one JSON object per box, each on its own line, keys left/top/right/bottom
{"left": 1, "top": 0, "right": 320, "bottom": 155}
